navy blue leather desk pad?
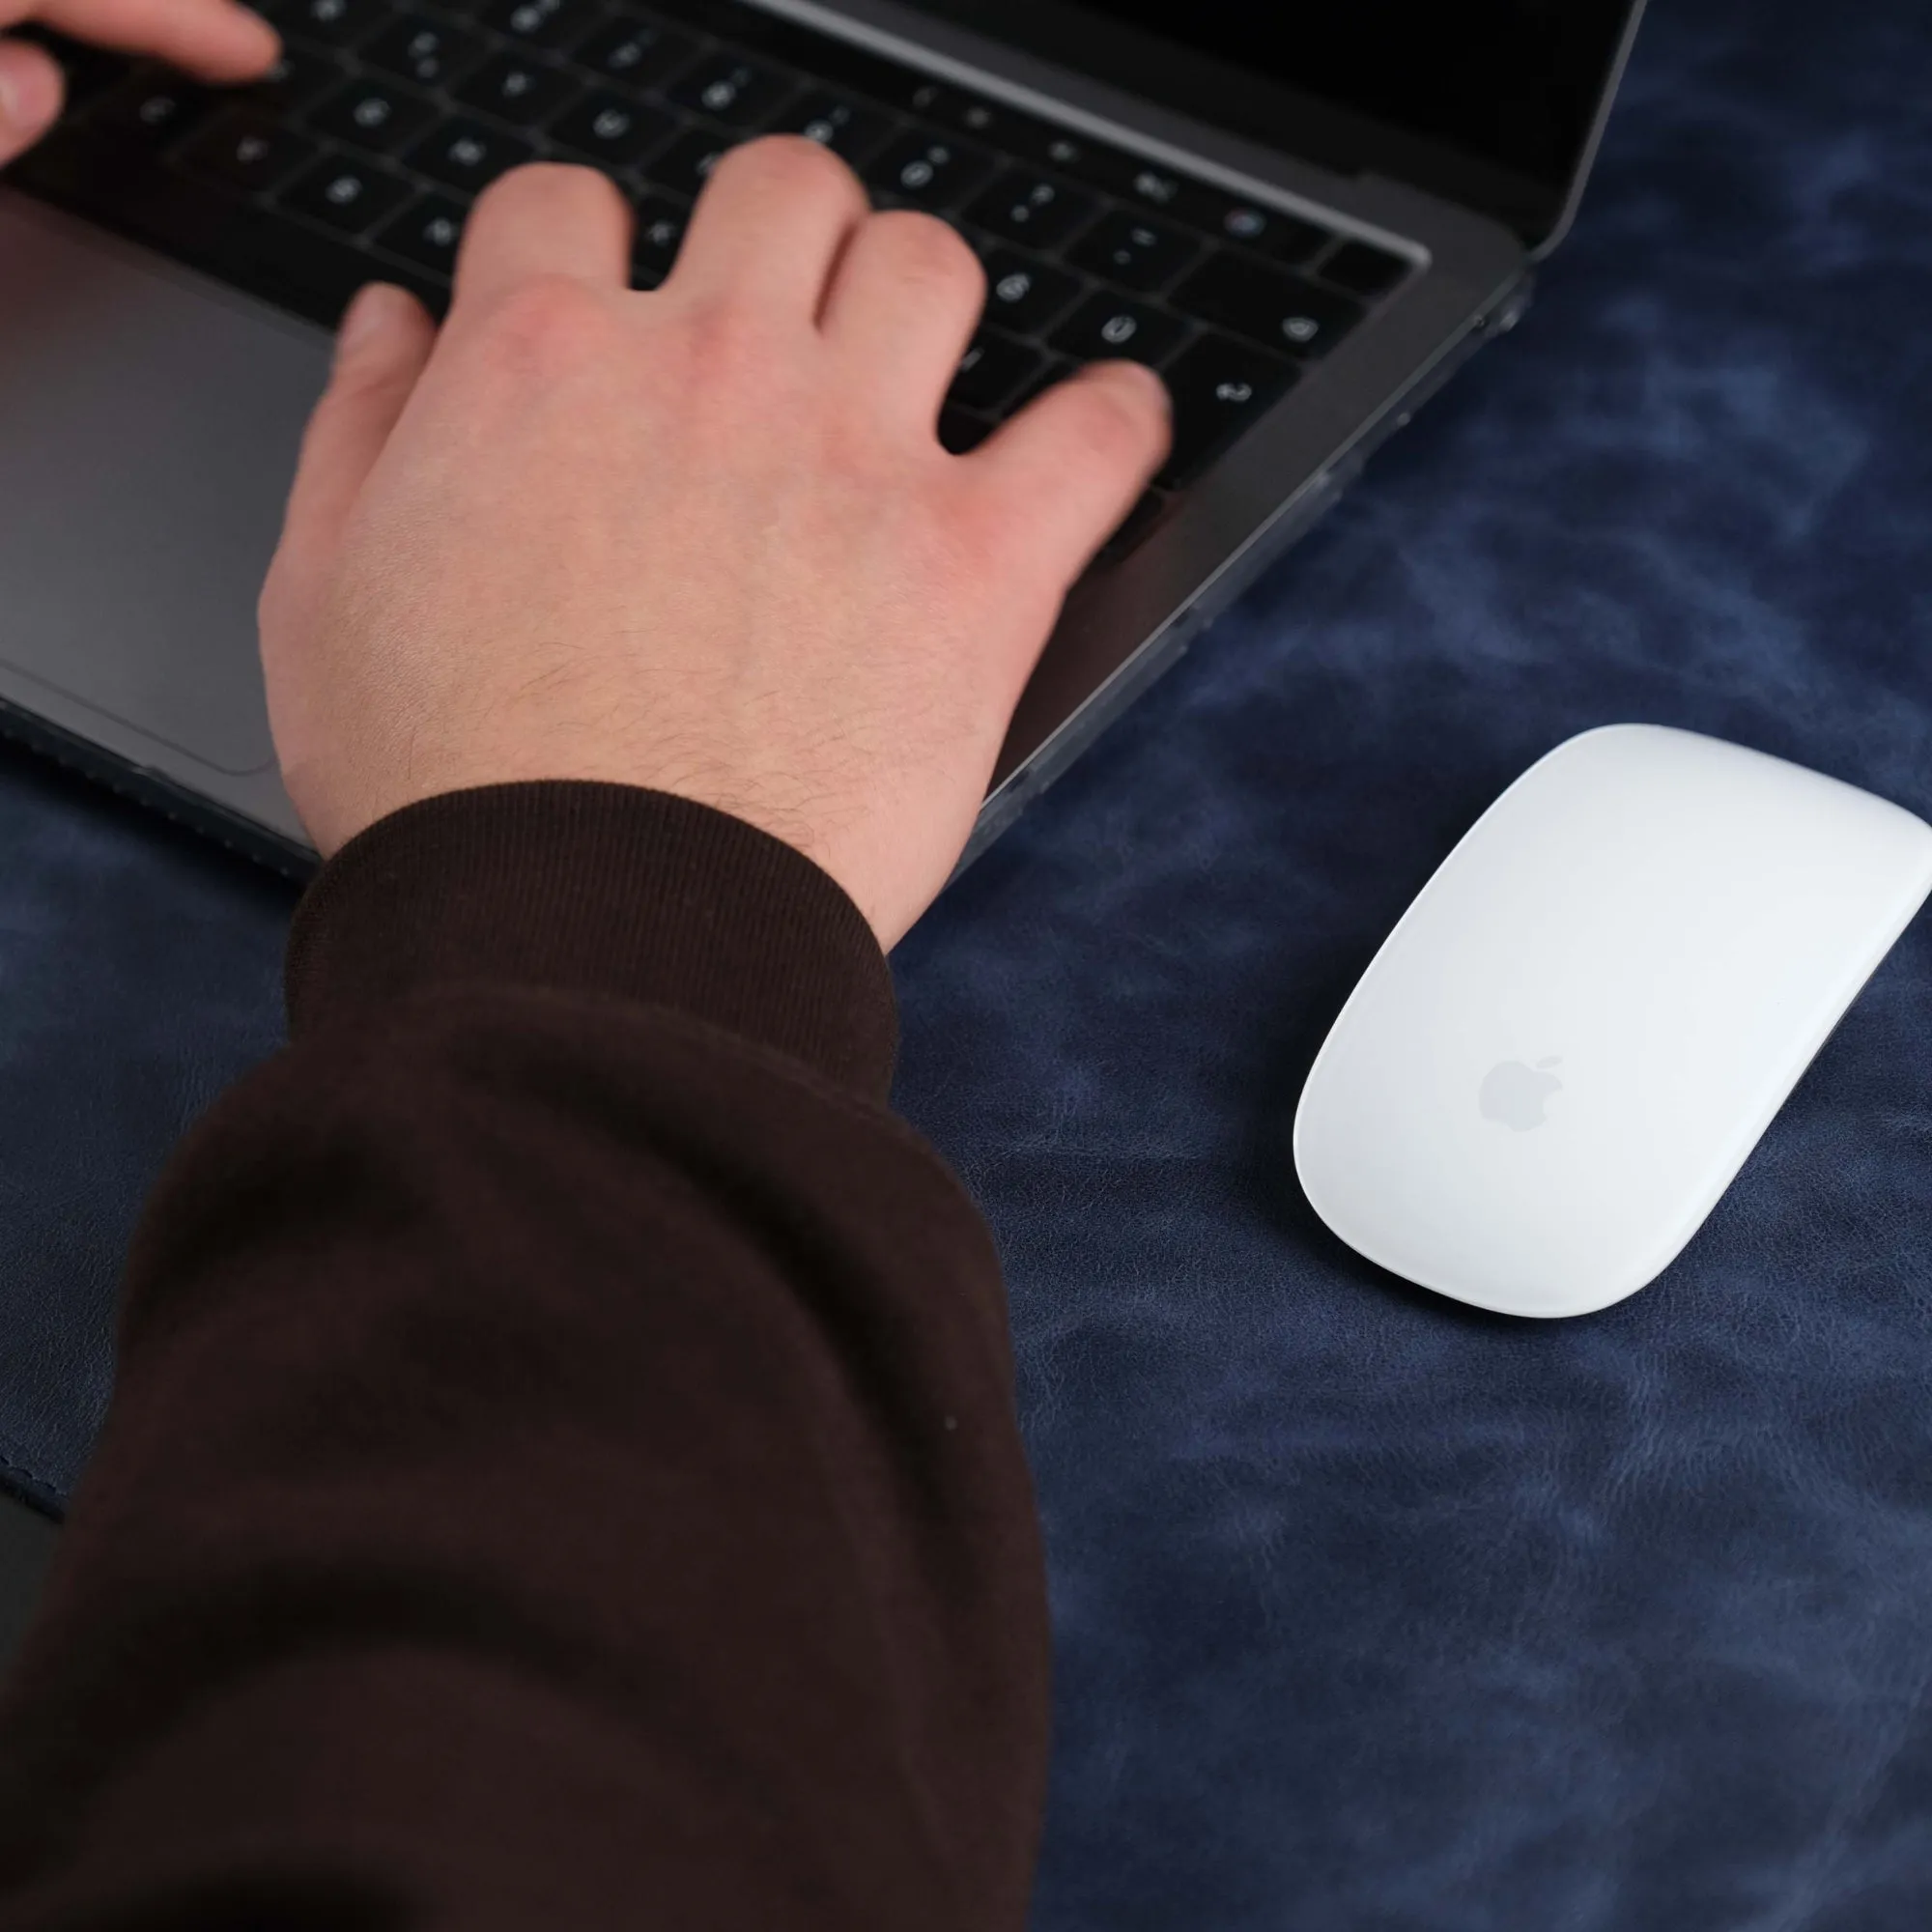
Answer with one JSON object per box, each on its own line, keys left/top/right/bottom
{"left": 5, "top": 0, "right": 1932, "bottom": 1919}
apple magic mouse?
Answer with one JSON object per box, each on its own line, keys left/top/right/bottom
{"left": 1293, "top": 724, "right": 1932, "bottom": 1319}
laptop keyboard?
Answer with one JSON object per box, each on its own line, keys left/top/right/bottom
{"left": 11, "top": 0, "right": 1413, "bottom": 544}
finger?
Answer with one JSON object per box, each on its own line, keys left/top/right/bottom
{"left": 819, "top": 210, "right": 987, "bottom": 433}
{"left": 0, "top": 38, "right": 61, "bottom": 162}
{"left": 671, "top": 134, "right": 870, "bottom": 315}
{"left": 275, "top": 284, "right": 436, "bottom": 580}
{"left": 451, "top": 162, "right": 630, "bottom": 312}
{"left": 966, "top": 360, "right": 1172, "bottom": 575}
{"left": 7, "top": 0, "right": 279, "bottom": 80}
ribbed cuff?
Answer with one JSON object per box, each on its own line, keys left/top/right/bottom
{"left": 285, "top": 783, "right": 897, "bottom": 1098}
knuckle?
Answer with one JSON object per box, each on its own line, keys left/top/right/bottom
{"left": 475, "top": 273, "right": 615, "bottom": 374}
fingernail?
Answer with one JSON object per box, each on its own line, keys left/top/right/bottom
{"left": 0, "top": 44, "right": 63, "bottom": 142}
{"left": 336, "top": 283, "right": 401, "bottom": 361}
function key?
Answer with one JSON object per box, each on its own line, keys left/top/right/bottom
{"left": 91, "top": 69, "right": 212, "bottom": 144}
{"left": 1066, "top": 211, "right": 1200, "bottom": 294}
{"left": 664, "top": 54, "right": 792, "bottom": 129}
{"left": 480, "top": 0, "right": 599, "bottom": 51}
{"left": 1319, "top": 239, "right": 1409, "bottom": 298}
{"left": 864, "top": 133, "right": 995, "bottom": 211}
{"left": 964, "top": 170, "right": 1095, "bottom": 249}
{"left": 307, "top": 77, "right": 439, "bottom": 155}
{"left": 980, "top": 248, "right": 1083, "bottom": 336}
{"left": 1170, "top": 254, "right": 1364, "bottom": 357}
{"left": 642, "top": 126, "right": 736, "bottom": 197}
{"left": 362, "top": 16, "right": 484, "bottom": 89}
{"left": 631, "top": 191, "right": 691, "bottom": 286}
{"left": 376, "top": 191, "right": 470, "bottom": 274}
{"left": 950, "top": 332, "right": 1046, "bottom": 414}
{"left": 281, "top": 154, "right": 412, "bottom": 233}
{"left": 570, "top": 16, "right": 698, "bottom": 91}
{"left": 454, "top": 52, "right": 578, "bottom": 128}
{"left": 405, "top": 116, "right": 536, "bottom": 191}
{"left": 770, "top": 90, "right": 893, "bottom": 165}
{"left": 175, "top": 108, "right": 318, "bottom": 191}
{"left": 264, "top": 0, "right": 391, "bottom": 49}
{"left": 1157, "top": 332, "right": 1296, "bottom": 487}
{"left": 1048, "top": 292, "right": 1185, "bottom": 368}
{"left": 548, "top": 91, "right": 674, "bottom": 166}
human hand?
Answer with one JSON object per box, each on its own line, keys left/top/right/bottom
{"left": 260, "top": 144, "right": 1170, "bottom": 947}
{"left": 0, "top": 0, "right": 277, "bottom": 165}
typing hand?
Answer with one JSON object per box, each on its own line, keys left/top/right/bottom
{"left": 0, "top": 0, "right": 277, "bottom": 164}
{"left": 260, "top": 145, "right": 1171, "bottom": 946}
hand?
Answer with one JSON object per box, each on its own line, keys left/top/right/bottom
{"left": 0, "top": 0, "right": 277, "bottom": 164}
{"left": 260, "top": 145, "right": 1170, "bottom": 947}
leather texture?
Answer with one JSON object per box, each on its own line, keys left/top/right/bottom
{"left": 3, "top": 0, "right": 1932, "bottom": 1919}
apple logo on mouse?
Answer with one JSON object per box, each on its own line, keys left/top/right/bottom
{"left": 1480, "top": 1057, "right": 1564, "bottom": 1131}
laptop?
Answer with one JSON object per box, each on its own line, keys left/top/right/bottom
{"left": 0, "top": 0, "right": 1647, "bottom": 872}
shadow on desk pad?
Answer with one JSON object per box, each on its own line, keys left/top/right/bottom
{"left": 4, "top": 0, "right": 1932, "bottom": 1920}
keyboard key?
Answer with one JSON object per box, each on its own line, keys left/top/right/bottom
{"left": 1320, "top": 239, "right": 1409, "bottom": 298}
{"left": 1000, "top": 121, "right": 1140, "bottom": 196}
{"left": 363, "top": 15, "right": 484, "bottom": 88}
{"left": 630, "top": 191, "right": 690, "bottom": 286}
{"left": 570, "top": 15, "right": 697, "bottom": 90}
{"left": 175, "top": 109, "right": 318, "bottom": 192}
{"left": 980, "top": 248, "right": 1083, "bottom": 335}
{"left": 376, "top": 190, "right": 469, "bottom": 273}
{"left": 1157, "top": 332, "right": 1296, "bottom": 486}
{"left": 91, "top": 69, "right": 213, "bottom": 146}
{"left": 642, "top": 126, "right": 734, "bottom": 196}
{"left": 864, "top": 132, "right": 995, "bottom": 211}
{"left": 481, "top": 0, "right": 600, "bottom": 49}
{"left": 665, "top": 54, "right": 792, "bottom": 129}
{"left": 951, "top": 332, "right": 1045, "bottom": 413}
{"left": 770, "top": 90, "right": 893, "bottom": 165}
{"left": 406, "top": 117, "right": 536, "bottom": 191}
{"left": 281, "top": 154, "right": 412, "bottom": 233}
{"left": 17, "top": 29, "right": 129, "bottom": 106}
{"left": 964, "top": 169, "right": 1095, "bottom": 249}
{"left": 454, "top": 51, "right": 578, "bottom": 127}
{"left": 1049, "top": 292, "right": 1185, "bottom": 368}
{"left": 242, "top": 46, "right": 339, "bottom": 112}
{"left": 307, "top": 77, "right": 439, "bottom": 156}
{"left": 1066, "top": 211, "right": 1200, "bottom": 294}
{"left": 548, "top": 91, "right": 673, "bottom": 166}
{"left": 1170, "top": 254, "right": 1364, "bottom": 357}
{"left": 266, "top": 0, "right": 391, "bottom": 49}
{"left": 938, "top": 405, "right": 993, "bottom": 454}
{"left": 1179, "top": 192, "right": 1324, "bottom": 262}
{"left": 914, "top": 83, "right": 1048, "bottom": 150}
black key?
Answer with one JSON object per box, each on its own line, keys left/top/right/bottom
{"left": 665, "top": 54, "right": 791, "bottom": 129}
{"left": 547, "top": 91, "right": 673, "bottom": 166}
{"left": 1170, "top": 253, "right": 1364, "bottom": 357}
{"left": 1173, "top": 189, "right": 1325, "bottom": 262}
{"left": 938, "top": 405, "right": 993, "bottom": 454}
{"left": 175, "top": 109, "right": 319, "bottom": 192}
{"left": 1049, "top": 292, "right": 1186, "bottom": 368}
{"left": 363, "top": 15, "right": 486, "bottom": 88}
{"left": 963, "top": 169, "right": 1095, "bottom": 249}
{"left": 307, "top": 77, "right": 439, "bottom": 155}
{"left": 642, "top": 126, "right": 734, "bottom": 196}
{"left": 481, "top": 0, "right": 600, "bottom": 49}
{"left": 980, "top": 249, "right": 1082, "bottom": 336}
{"left": 769, "top": 90, "right": 893, "bottom": 165}
{"left": 570, "top": 15, "right": 697, "bottom": 90}
{"left": 910, "top": 82, "right": 1043, "bottom": 148}
{"left": 264, "top": 0, "right": 391, "bottom": 49}
{"left": 1157, "top": 331, "right": 1297, "bottom": 487}
{"left": 454, "top": 51, "right": 578, "bottom": 128}
{"left": 242, "top": 46, "right": 338, "bottom": 112}
{"left": 630, "top": 191, "right": 690, "bottom": 286}
{"left": 91, "top": 69, "right": 215, "bottom": 146}
{"left": 375, "top": 191, "right": 469, "bottom": 273}
{"left": 1320, "top": 239, "right": 1409, "bottom": 298}
{"left": 863, "top": 132, "right": 995, "bottom": 211}
{"left": 1013, "top": 354, "right": 1078, "bottom": 410}
{"left": 951, "top": 332, "right": 1045, "bottom": 413}
{"left": 281, "top": 154, "right": 412, "bottom": 233}
{"left": 999, "top": 121, "right": 1140, "bottom": 194}
{"left": 1067, "top": 211, "right": 1200, "bottom": 294}
{"left": 406, "top": 116, "right": 536, "bottom": 190}
{"left": 14, "top": 28, "right": 128, "bottom": 105}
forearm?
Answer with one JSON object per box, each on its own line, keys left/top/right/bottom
{"left": 0, "top": 785, "right": 1048, "bottom": 1931}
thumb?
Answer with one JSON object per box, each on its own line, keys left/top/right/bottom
{"left": 0, "top": 39, "right": 62, "bottom": 166}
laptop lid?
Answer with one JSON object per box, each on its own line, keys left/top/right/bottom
{"left": 895, "top": 0, "right": 1648, "bottom": 251}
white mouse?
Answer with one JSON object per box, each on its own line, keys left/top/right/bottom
{"left": 1293, "top": 724, "right": 1932, "bottom": 1319}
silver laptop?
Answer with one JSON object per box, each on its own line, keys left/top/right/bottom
{"left": 0, "top": 0, "right": 1646, "bottom": 872}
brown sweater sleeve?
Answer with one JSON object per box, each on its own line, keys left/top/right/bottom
{"left": 0, "top": 783, "right": 1049, "bottom": 1932}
